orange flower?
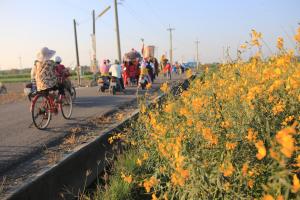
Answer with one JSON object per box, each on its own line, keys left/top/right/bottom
{"left": 255, "top": 140, "right": 266, "bottom": 160}
{"left": 160, "top": 82, "right": 169, "bottom": 93}
{"left": 220, "top": 161, "right": 235, "bottom": 177}
{"left": 242, "top": 162, "right": 249, "bottom": 176}
{"left": 263, "top": 194, "right": 274, "bottom": 200}
{"left": 136, "top": 158, "right": 142, "bottom": 166}
{"left": 202, "top": 128, "right": 218, "bottom": 145}
{"left": 277, "top": 37, "right": 284, "bottom": 50}
{"left": 276, "top": 195, "right": 284, "bottom": 200}
{"left": 121, "top": 172, "right": 132, "bottom": 184}
{"left": 247, "top": 179, "right": 254, "bottom": 188}
{"left": 152, "top": 193, "right": 158, "bottom": 200}
{"left": 276, "top": 127, "right": 296, "bottom": 158}
{"left": 246, "top": 128, "right": 257, "bottom": 143}
{"left": 292, "top": 174, "right": 300, "bottom": 193}
{"left": 226, "top": 142, "right": 237, "bottom": 150}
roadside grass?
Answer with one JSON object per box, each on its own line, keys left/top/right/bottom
{"left": 0, "top": 177, "right": 6, "bottom": 196}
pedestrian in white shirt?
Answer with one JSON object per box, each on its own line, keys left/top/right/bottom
{"left": 109, "top": 60, "right": 125, "bottom": 91}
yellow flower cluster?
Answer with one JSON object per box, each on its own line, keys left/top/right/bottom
{"left": 122, "top": 28, "right": 300, "bottom": 199}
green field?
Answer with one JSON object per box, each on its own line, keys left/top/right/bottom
{"left": 0, "top": 73, "right": 93, "bottom": 83}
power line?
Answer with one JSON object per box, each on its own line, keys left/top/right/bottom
{"left": 142, "top": 0, "right": 167, "bottom": 30}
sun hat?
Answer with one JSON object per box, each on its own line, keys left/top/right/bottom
{"left": 37, "top": 47, "right": 56, "bottom": 62}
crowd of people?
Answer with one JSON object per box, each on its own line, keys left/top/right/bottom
{"left": 30, "top": 46, "right": 186, "bottom": 95}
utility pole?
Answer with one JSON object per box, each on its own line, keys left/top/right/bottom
{"left": 195, "top": 39, "right": 200, "bottom": 70}
{"left": 73, "top": 19, "right": 81, "bottom": 86}
{"left": 167, "top": 25, "right": 175, "bottom": 65}
{"left": 114, "top": 0, "right": 122, "bottom": 62}
{"left": 91, "top": 9, "right": 97, "bottom": 75}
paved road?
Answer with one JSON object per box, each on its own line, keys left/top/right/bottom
{"left": 0, "top": 74, "right": 184, "bottom": 176}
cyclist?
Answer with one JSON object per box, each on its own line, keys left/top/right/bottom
{"left": 54, "top": 56, "right": 71, "bottom": 94}
{"left": 35, "top": 47, "right": 58, "bottom": 93}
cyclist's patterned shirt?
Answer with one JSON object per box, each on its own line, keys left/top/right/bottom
{"left": 35, "top": 60, "right": 57, "bottom": 91}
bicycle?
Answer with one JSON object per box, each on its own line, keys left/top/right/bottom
{"left": 30, "top": 89, "right": 73, "bottom": 130}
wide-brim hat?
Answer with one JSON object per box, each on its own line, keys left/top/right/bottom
{"left": 37, "top": 47, "right": 56, "bottom": 62}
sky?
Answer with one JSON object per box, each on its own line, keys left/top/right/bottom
{"left": 0, "top": 0, "right": 299, "bottom": 70}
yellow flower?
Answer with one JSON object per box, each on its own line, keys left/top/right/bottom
{"left": 224, "top": 182, "right": 230, "bottom": 191}
{"left": 246, "top": 128, "right": 257, "bottom": 143}
{"left": 242, "top": 162, "right": 249, "bottom": 176}
{"left": 136, "top": 158, "right": 142, "bottom": 166}
{"left": 186, "top": 69, "right": 193, "bottom": 78}
{"left": 152, "top": 193, "right": 158, "bottom": 200}
{"left": 276, "top": 127, "right": 296, "bottom": 158}
{"left": 276, "top": 195, "right": 284, "bottom": 200}
{"left": 255, "top": 140, "right": 266, "bottom": 160}
{"left": 160, "top": 82, "right": 169, "bottom": 93}
{"left": 220, "top": 120, "right": 231, "bottom": 129}
{"left": 225, "top": 142, "right": 237, "bottom": 150}
{"left": 220, "top": 161, "right": 235, "bottom": 177}
{"left": 240, "top": 44, "right": 247, "bottom": 49}
{"left": 164, "top": 103, "right": 174, "bottom": 113}
{"left": 263, "top": 194, "right": 274, "bottom": 200}
{"left": 143, "top": 176, "right": 159, "bottom": 193}
{"left": 292, "top": 174, "right": 300, "bottom": 193}
{"left": 143, "top": 152, "right": 149, "bottom": 160}
{"left": 247, "top": 179, "right": 254, "bottom": 188}
{"left": 294, "top": 27, "right": 300, "bottom": 43}
{"left": 202, "top": 128, "right": 218, "bottom": 145}
{"left": 121, "top": 172, "right": 132, "bottom": 184}
{"left": 140, "top": 104, "right": 147, "bottom": 114}
{"left": 272, "top": 101, "right": 285, "bottom": 115}
{"left": 277, "top": 37, "right": 284, "bottom": 50}
{"left": 146, "top": 82, "right": 152, "bottom": 90}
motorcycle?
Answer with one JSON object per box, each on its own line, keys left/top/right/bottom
{"left": 98, "top": 76, "right": 110, "bottom": 93}
{"left": 110, "top": 76, "right": 122, "bottom": 95}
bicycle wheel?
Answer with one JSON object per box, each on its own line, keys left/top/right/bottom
{"left": 60, "top": 90, "right": 73, "bottom": 119}
{"left": 31, "top": 94, "right": 51, "bottom": 130}
{"left": 70, "top": 87, "right": 76, "bottom": 101}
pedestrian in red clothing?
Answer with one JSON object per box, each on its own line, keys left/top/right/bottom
{"left": 163, "top": 59, "right": 172, "bottom": 80}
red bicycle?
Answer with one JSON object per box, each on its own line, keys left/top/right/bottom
{"left": 30, "top": 89, "right": 73, "bottom": 130}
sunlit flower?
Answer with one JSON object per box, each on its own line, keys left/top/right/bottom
{"left": 121, "top": 172, "right": 132, "bottom": 184}
{"left": 263, "top": 194, "right": 274, "bottom": 200}
{"left": 220, "top": 161, "right": 235, "bottom": 177}
{"left": 255, "top": 140, "right": 266, "bottom": 160}
{"left": 246, "top": 128, "right": 257, "bottom": 143}
{"left": 277, "top": 37, "right": 284, "bottom": 50}
{"left": 276, "top": 127, "right": 296, "bottom": 158}
{"left": 152, "top": 193, "right": 158, "bottom": 200}
{"left": 242, "top": 162, "right": 249, "bottom": 176}
{"left": 160, "top": 82, "right": 169, "bottom": 93}
{"left": 292, "top": 174, "right": 300, "bottom": 193}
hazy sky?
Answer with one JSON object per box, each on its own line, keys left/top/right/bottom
{"left": 0, "top": 0, "right": 299, "bottom": 69}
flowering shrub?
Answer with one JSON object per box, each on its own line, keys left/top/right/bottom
{"left": 102, "top": 29, "right": 300, "bottom": 200}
